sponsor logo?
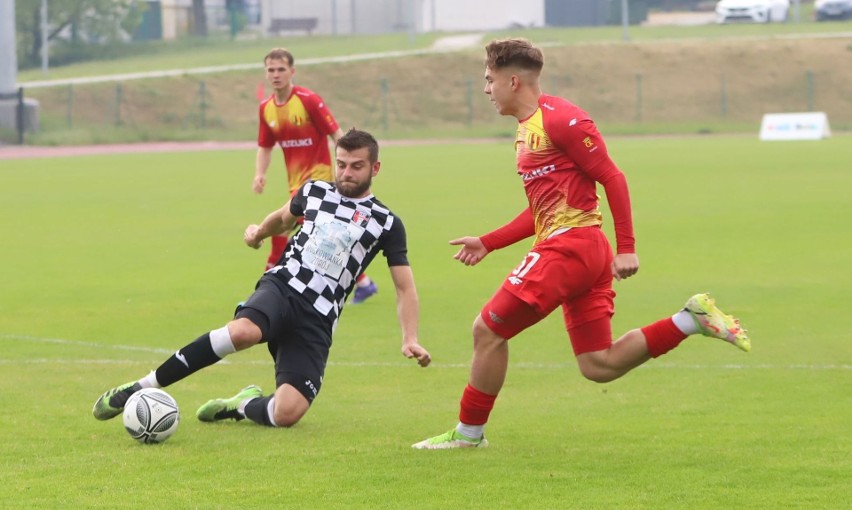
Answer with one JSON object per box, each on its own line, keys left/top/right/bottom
{"left": 279, "top": 138, "right": 314, "bottom": 148}
{"left": 520, "top": 164, "right": 556, "bottom": 181}
{"left": 527, "top": 132, "right": 542, "bottom": 150}
{"left": 175, "top": 351, "right": 189, "bottom": 368}
{"left": 569, "top": 118, "right": 577, "bottom": 127}
{"left": 304, "top": 379, "right": 318, "bottom": 397}
{"left": 352, "top": 210, "right": 370, "bottom": 226}
{"left": 542, "top": 102, "right": 555, "bottom": 111}
{"left": 489, "top": 311, "right": 504, "bottom": 324}
{"left": 508, "top": 276, "right": 523, "bottom": 285}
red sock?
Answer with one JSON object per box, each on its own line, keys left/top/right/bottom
{"left": 458, "top": 384, "right": 497, "bottom": 426}
{"left": 266, "top": 235, "right": 289, "bottom": 270}
{"left": 355, "top": 273, "right": 367, "bottom": 283}
{"left": 642, "top": 317, "right": 688, "bottom": 358}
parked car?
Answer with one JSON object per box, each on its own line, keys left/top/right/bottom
{"left": 814, "top": 0, "right": 852, "bottom": 20}
{"left": 715, "top": 0, "right": 790, "bottom": 23}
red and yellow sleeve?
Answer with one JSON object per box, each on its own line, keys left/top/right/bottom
{"left": 550, "top": 118, "right": 635, "bottom": 254}
{"left": 257, "top": 101, "right": 277, "bottom": 148}
{"left": 303, "top": 93, "right": 339, "bottom": 137}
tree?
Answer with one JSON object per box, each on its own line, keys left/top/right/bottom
{"left": 15, "top": 0, "right": 144, "bottom": 68}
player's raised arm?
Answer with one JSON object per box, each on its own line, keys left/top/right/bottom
{"left": 389, "top": 265, "right": 430, "bottom": 367}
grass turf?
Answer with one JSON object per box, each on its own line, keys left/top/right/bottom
{"left": 0, "top": 135, "right": 849, "bottom": 508}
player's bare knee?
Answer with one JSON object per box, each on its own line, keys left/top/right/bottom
{"left": 580, "top": 367, "right": 617, "bottom": 383}
{"left": 577, "top": 358, "right": 618, "bottom": 383}
{"left": 272, "top": 405, "right": 306, "bottom": 428}
{"left": 273, "top": 411, "right": 301, "bottom": 428}
{"left": 472, "top": 316, "right": 504, "bottom": 349}
{"left": 226, "top": 318, "right": 262, "bottom": 348}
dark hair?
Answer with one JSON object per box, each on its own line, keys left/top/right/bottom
{"left": 337, "top": 128, "right": 379, "bottom": 163}
{"left": 484, "top": 38, "right": 544, "bottom": 72}
{"left": 264, "top": 48, "right": 294, "bottom": 66}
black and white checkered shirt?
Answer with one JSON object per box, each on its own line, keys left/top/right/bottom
{"left": 267, "top": 180, "right": 408, "bottom": 328}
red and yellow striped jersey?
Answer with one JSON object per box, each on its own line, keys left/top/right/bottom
{"left": 258, "top": 86, "right": 340, "bottom": 194}
{"left": 515, "top": 94, "right": 634, "bottom": 252}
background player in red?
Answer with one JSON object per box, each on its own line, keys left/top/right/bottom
{"left": 255, "top": 48, "right": 377, "bottom": 303}
{"left": 413, "top": 38, "right": 751, "bottom": 449}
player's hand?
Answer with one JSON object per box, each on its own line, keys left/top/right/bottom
{"left": 244, "top": 224, "right": 264, "bottom": 249}
{"left": 402, "top": 342, "right": 431, "bottom": 367}
{"left": 611, "top": 253, "right": 639, "bottom": 281}
{"left": 449, "top": 237, "right": 489, "bottom": 266}
{"left": 252, "top": 175, "right": 266, "bottom": 194}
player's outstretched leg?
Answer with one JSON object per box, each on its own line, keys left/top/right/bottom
{"left": 684, "top": 293, "right": 750, "bottom": 352}
{"left": 92, "top": 381, "right": 142, "bottom": 420}
{"left": 196, "top": 385, "right": 263, "bottom": 422}
{"left": 411, "top": 428, "right": 489, "bottom": 450}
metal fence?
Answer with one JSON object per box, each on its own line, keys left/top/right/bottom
{"left": 5, "top": 43, "right": 851, "bottom": 145}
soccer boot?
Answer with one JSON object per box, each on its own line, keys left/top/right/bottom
{"left": 684, "top": 293, "right": 751, "bottom": 352}
{"left": 196, "top": 385, "right": 263, "bottom": 422}
{"left": 92, "top": 381, "right": 142, "bottom": 420}
{"left": 352, "top": 281, "right": 378, "bottom": 304}
{"left": 411, "top": 429, "right": 489, "bottom": 450}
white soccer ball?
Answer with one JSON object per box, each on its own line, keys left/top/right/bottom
{"left": 122, "top": 388, "right": 180, "bottom": 444}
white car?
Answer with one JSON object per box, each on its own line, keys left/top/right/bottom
{"left": 715, "top": 0, "right": 790, "bottom": 23}
{"left": 814, "top": 0, "right": 852, "bottom": 21}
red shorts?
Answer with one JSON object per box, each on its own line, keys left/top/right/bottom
{"left": 480, "top": 226, "right": 615, "bottom": 355}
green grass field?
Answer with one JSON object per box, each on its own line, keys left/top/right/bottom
{"left": 1, "top": 135, "right": 850, "bottom": 508}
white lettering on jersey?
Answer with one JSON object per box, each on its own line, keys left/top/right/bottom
{"left": 520, "top": 164, "right": 557, "bottom": 181}
{"left": 279, "top": 138, "right": 314, "bottom": 148}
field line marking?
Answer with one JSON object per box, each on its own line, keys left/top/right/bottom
{"left": 0, "top": 358, "right": 848, "bottom": 371}
{"left": 4, "top": 334, "right": 848, "bottom": 370}
{"left": 0, "top": 333, "right": 233, "bottom": 364}
{"left": 20, "top": 45, "right": 480, "bottom": 89}
{"left": 19, "top": 31, "right": 852, "bottom": 90}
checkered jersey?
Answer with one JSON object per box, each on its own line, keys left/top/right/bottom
{"left": 267, "top": 180, "right": 408, "bottom": 328}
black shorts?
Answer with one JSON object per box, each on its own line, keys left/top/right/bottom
{"left": 235, "top": 276, "right": 331, "bottom": 403}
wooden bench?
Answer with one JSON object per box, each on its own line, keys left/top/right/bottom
{"left": 269, "top": 17, "right": 319, "bottom": 35}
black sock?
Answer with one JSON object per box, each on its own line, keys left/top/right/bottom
{"left": 244, "top": 396, "right": 276, "bottom": 427}
{"left": 154, "top": 333, "right": 221, "bottom": 387}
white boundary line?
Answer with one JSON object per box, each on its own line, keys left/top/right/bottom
{"left": 18, "top": 31, "right": 852, "bottom": 90}
{"left": 19, "top": 46, "right": 478, "bottom": 89}
{"left": 2, "top": 334, "right": 849, "bottom": 370}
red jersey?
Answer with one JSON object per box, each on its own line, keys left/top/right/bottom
{"left": 515, "top": 94, "right": 635, "bottom": 253}
{"left": 258, "top": 86, "right": 340, "bottom": 194}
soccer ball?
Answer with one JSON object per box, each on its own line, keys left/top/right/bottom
{"left": 122, "top": 388, "right": 180, "bottom": 444}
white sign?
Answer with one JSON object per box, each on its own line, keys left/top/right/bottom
{"left": 759, "top": 112, "right": 831, "bottom": 141}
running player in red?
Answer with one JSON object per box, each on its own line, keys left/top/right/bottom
{"left": 413, "top": 38, "right": 750, "bottom": 449}
{"left": 255, "top": 48, "right": 377, "bottom": 303}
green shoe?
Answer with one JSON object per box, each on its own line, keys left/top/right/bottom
{"left": 411, "top": 429, "right": 488, "bottom": 450}
{"left": 196, "top": 385, "right": 263, "bottom": 422}
{"left": 92, "top": 381, "right": 142, "bottom": 421}
{"left": 684, "top": 293, "right": 751, "bottom": 352}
